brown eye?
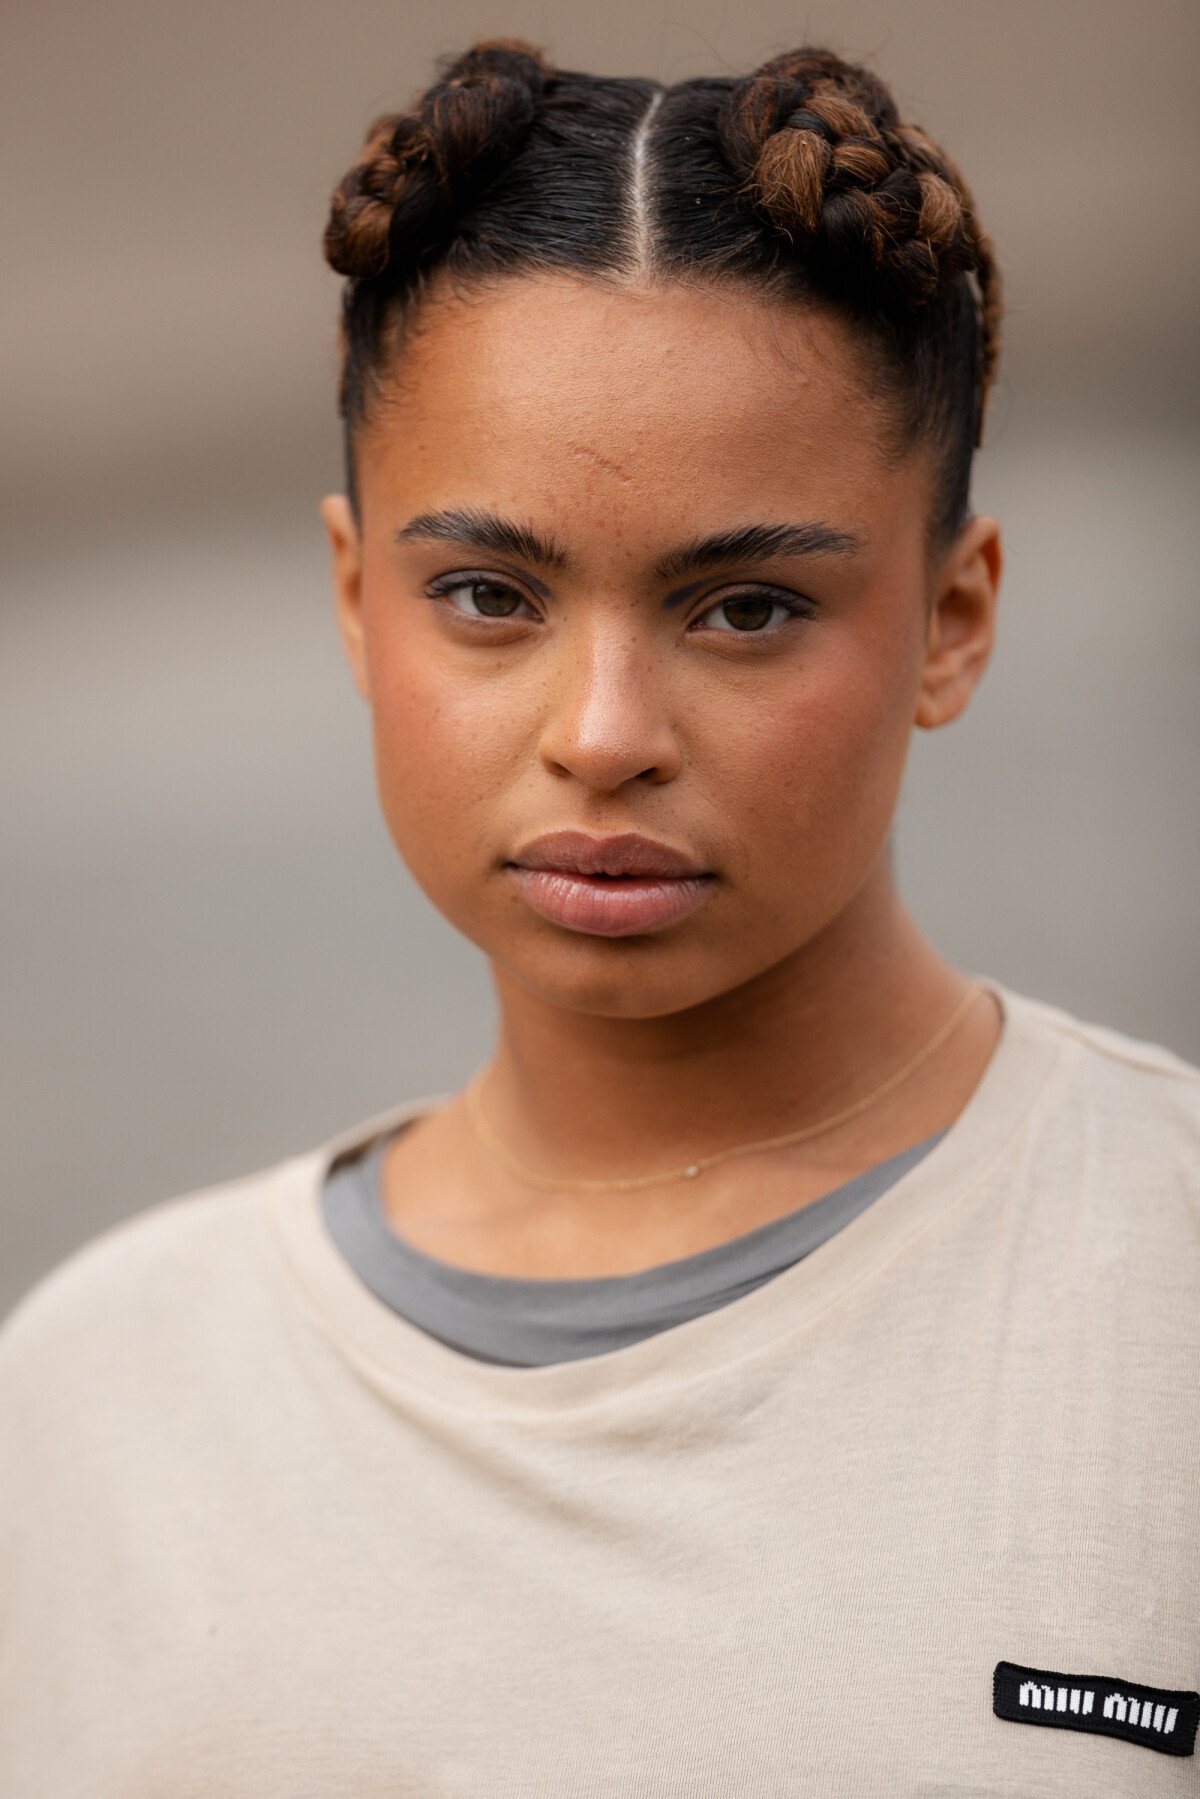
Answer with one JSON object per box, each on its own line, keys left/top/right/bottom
{"left": 431, "top": 577, "right": 538, "bottom": 621}
{"left": 469, "top": 582, "right": 523, "bottom": 617}
{"left": 695, "top": 590, "right": 805, "bottom": 634}
{"left": 718, "top": 595, "right": 776, "bottom": 631}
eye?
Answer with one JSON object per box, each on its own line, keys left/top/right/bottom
{"left": 693, "top": 589, "right": 814, "bottom": 634}
{"left": 426, "top": 574, "right": 539, "bottom": 621}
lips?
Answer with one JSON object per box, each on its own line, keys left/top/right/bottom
{"left": 506, "top": 831, "right": 715, "bottom": 937}
{"left": 511, "top": 831, "right": 708, "bottom": 879}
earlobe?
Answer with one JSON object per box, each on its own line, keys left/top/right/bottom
{"left": 319, "top": 493, "right": 369, "bottom": 701}
{"left": 914, "top": 515, "right": 1002, "bottom": 731}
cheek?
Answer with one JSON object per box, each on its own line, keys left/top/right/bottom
{"left": 716, "top": 635, "right": 918, "bottom": 878}
{"left": 363, "top": 620, "right": 521, "bottom": 876}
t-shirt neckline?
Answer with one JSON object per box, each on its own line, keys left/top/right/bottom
{"left": 265, "top": 975, "right": 1063, "bottom": 1417}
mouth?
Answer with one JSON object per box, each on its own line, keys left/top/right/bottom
{"left": 505, "top": 830, "right": 716, "bottom": 938}
{"left": 507, "top": 867, "right": 716, "bottom": 937}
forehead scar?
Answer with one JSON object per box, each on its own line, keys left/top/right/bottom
{"left": 567, "top": 441, "right": 634, "bottom": 485}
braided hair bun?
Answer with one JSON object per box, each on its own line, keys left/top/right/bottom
{"left": 718, "top": 48, "right": 999, "bottom": 395}
{"left": 324, "top": 38, "right": 553, "bottom": 281}
{"left": 325, "top": 38, "right": 1001, "bottom": 536}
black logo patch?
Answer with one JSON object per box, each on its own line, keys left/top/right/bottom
{"left": 994, "top": 1660, "right": 1198, "bottom": 1758}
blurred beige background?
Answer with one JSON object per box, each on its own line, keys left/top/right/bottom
{"left": 2, "top": 0, "right": 1198, "bottom": 1321}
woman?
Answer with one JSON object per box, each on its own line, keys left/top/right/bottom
{"left": 1, "top": 37, "right": 1196, "bottom": 1796}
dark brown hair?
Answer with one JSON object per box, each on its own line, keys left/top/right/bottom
{"left": 323, "top": 38, "right": 1001, "bottom": 550}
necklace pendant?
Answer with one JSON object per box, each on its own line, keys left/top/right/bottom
{"left": 683, "top": 1164, "right": 700, "bottom": 1179}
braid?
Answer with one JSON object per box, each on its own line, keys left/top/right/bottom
{"left": 323, "top": 38, "right": 553, "bottom": 281}
{"left": 324, "top": 40, "right": 1002, "bottom": 532}
{"left": 717, "top": 48, "right": 1000, "bottom": 443}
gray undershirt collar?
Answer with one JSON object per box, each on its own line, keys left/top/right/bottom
{"left": 321, "top": 1125, "right": 946, "bottom": 1367}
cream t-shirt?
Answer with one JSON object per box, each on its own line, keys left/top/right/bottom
{"left": 1, "top": 977, "right": 1197, "bottom": 1796}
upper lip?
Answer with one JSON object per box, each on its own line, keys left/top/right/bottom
{"left": 508, "top": 830, "right": 711, "bottom": 879}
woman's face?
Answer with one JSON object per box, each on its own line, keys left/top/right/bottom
{"left": 323, "top": 275, "right": 998, "bottom": 1019}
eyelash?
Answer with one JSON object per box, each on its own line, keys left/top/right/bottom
{"left": 423, "top": 572, "right": 817, "bottom": 637}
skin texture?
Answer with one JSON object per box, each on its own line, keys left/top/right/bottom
{"left": 320, "top": 272, "right": 1004, "bottom": 1277}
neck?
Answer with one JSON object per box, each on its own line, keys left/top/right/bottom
{"left": 483, "top": 857, "right": 982, "bottom": 1183}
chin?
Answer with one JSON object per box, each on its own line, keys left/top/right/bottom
{"left": 493, "top": 930, "right": 773, "bottom": 1021}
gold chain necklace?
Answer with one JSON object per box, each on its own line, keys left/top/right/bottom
{"left": 463, "top": 978, "right": 986, "bottom": 1194}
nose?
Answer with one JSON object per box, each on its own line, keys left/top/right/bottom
{"left": 536, "top": 624, "right": 682, "bottom": 792}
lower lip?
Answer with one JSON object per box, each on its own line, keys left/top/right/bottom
{"left": 508, "top": 867, "right": 715, "bottom": 937}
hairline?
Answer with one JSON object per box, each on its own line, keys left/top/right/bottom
{"left": 342, "top": 268, "right": 966, "bottom": 564}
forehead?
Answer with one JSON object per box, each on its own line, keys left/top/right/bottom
{"left": 362, "top": 274, "right": 920, "bottom": 538}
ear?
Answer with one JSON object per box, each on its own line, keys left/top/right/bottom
{"left": 319, "top": 493, "right": 369, "bottom": 701}
{"left": 914, "top": 514, "right": 1003, "bottom": 730}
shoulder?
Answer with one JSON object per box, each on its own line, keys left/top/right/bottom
{"left": 0, "top": 1151, "right": 304, "bottom": 1402}
{"left": 1022, "top": 988, "right": 1199, "bottom": 1083}
{"left": 0, "top": 1145, "right": 339, "bottom": 1628}
{"left": 1007, "top": 985, "right": 1200, "bottom": 1122}
{"left": 998, "top": 981, "right": 1200, "bottom": 1187}
{"left": 0, "top": 1091, "right": 436, "bottom": 1396}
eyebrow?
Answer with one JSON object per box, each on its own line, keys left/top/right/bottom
{"left": 394, "top": 506, "right": 865, "bottom": 602}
